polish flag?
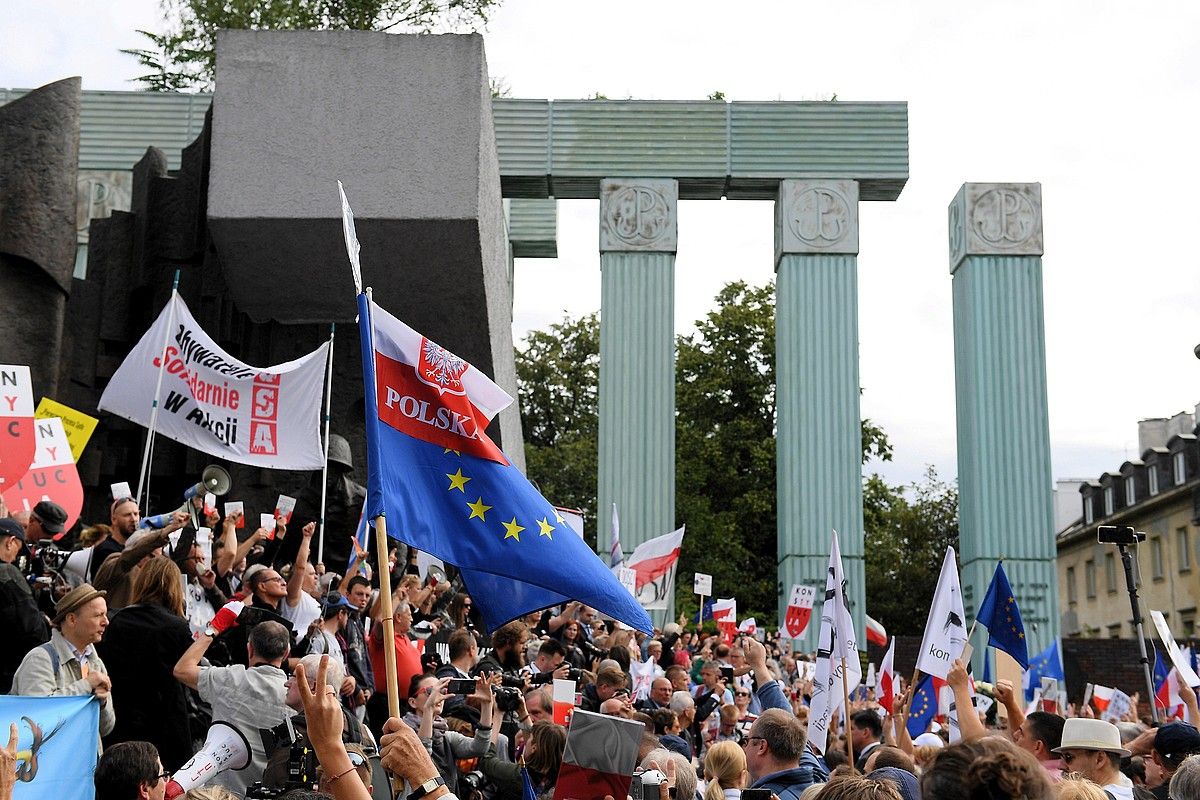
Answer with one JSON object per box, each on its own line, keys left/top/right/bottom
{"left": 711, "top": 598, "right": 737, "bottom": 644}
{"left": 1091, "top": 684, "right": 1114, "bottom": 712}
{"left": 1156, "top": 669, "right": 1184, "bottom": 719}
{"left": 626, "top": 527, "right": 685, "bottom": 591}
{"left": 738, "top": 618, "right": 757, "bottom": 635}
{"left": 866, "top": 614, "right": 888, "bottom": 648}
{"left": 878, "top": 638, "right": 897, "bottom": 713}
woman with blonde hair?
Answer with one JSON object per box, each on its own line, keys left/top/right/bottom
{"left": 1053, "top": 776, "right": 1109, "bottom": 800}
{"left": 96, "top": 556, "right": 195, "bottom": 769}
{"left": 703, "top": 740, "right": 749, "bottom": 800}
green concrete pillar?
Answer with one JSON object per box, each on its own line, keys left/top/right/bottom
{"left": 598, "top": 178, "right": 677, "bottom": 619}
{"left": 775, "top": 179, "right": 865, "bottom": 651}
{"left": 948, "top": 183, "right": 1059, "bottom": 661}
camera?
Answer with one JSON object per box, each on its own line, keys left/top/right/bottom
{"left": 1098, "top": 525, "right": 1146, "bottom": 545}
{"left": 630, "top": 769, "right": 665, "bottom": 800}
{"left": 493, "top": 685, "right": 522, "bottom": 713}
{"left": 577, "top": 638, "right": 606, "bottom": 662}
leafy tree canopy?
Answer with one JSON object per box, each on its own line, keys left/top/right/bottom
{"left": 124, "top": 0, "right": 498, "bottom": 91}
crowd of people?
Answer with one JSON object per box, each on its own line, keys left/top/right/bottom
{"left": 4, "top": 491, "right": 1200, "bottom": 800}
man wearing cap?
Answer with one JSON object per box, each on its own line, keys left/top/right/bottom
{"left": 90, "top": 497, "right": 187, "bottom": 581}
{"left": 0, "top": 519, "right": 50, "bottom": 692}
{"left": 11, "top": 583, "right": 116, "bottom": 739}
{"left": 307, "top": 592, "right": 355, "bottom": 681}
{"left": 1128, "top": 720, "right": 1200, "bottom": 799}
{"left": 1053, "top": 718, "right": 1134, "bottom": 799}
{"left": 26, "top": 499, "right": 68, "bottom": 545}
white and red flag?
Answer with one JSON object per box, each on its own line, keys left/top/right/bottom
{"left": 609, "top": 503, "right": 624, "bottom": 567}
{"left": 784, "top": 584, "right": 815, "bottom": 639}
{"left": 878, "top": 638, "right": 897, "bottom": 713}
{"left": 712, "top": 598, "right": 738, "bottom": 644}
{"left": 738, "top": 618, "right": 758, "bottom": 635}
{"left": 625, "top": 526, "right": 685, "bottom": 611}
{"left": 866, "top": 614, "right": 888, "bottom": 648}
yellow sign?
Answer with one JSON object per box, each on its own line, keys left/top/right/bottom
{"left": 34, "top": 398, "right": 98, "bottom": 462}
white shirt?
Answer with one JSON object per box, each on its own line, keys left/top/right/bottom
{"left": 1103, "top": 783, "right": 1133, "bottom": 800}
{"left": 197, "top": 663, "right": 291, "bottom": 797}
{"left": 279, "top": 591, "right": 321, "bottom": 636}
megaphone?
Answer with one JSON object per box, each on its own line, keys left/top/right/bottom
{"left": 140, "top": 504, "right": 189, "bottom": 529}
{"left": 183, "top": 464, "right": 232, "bottom": 501}
{"left": 427, "top": 564, "right": 447, "bottom": 587}
{"left": 164, "top": 721, "right": 251, "bottom": 799}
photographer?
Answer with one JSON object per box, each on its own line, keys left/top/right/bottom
{"left": 405, "top": 674, "right": 496, "bottom": 796}
{"left": 520, "top": 639, "right": 576, "bottom": 686}
{"left": 480, "top": 720, "right": 565, "bottom": 800}
{"left": 474, "top": 621, "right": 531, "bottom": 755}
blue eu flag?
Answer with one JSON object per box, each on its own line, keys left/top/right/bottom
{"left": 2, "top": 695, "right": 100, "bottom": 800}
{"left": 693, "top": 598, "right": 715, "bottom": 624}
{"left": 1024, "top": 642, "right": 1065, "bottom": 702}
{"left": 907, "top": 675, "right": 937, "bottom": 739}
{"left": 975, "top": 561, "right": 1029, "bottom": 670}
{"left": 358, "top": 293, "right": 653, "bottom": 634}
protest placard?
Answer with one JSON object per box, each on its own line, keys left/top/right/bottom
{"left": 35, "top": 397, "right": 98, "bottom": 461}
{"left": 0, "top": 364, "right": 36, "bottom": 491}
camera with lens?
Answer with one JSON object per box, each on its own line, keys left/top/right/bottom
{"left": 493, "top": 685, "right": 522, "bottom": 713}
{"left": 246, "top": 726, "right": 318, "bottom": 797}
{"left": 630, "top": 769, "right": 665, "bottom": 800}
{"left": 577, "top": 638, "right": 606, "bottom": 662}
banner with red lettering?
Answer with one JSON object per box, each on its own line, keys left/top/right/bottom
{"left": 98, "top": 294, "right": 328, "bottom": 469}
{"left": 2, "top": 417, "right": 83, "bottom": 530}
{"left": 0, "top": 365, "right": 36, "bottom": 491}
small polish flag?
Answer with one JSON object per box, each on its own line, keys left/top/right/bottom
{"left": 866, "top": 614, "right": 888, "bottom": 648}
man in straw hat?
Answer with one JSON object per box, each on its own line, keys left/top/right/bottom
{"left": 11, "top": 583, "right": 116, "bottom": 738}
{"left": 1052, "top": 717, "right": 1134, "bottom": 799}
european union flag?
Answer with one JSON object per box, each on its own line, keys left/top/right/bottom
{"left": 521, "top": 764, "right": 540, "bottom": 800}
{"left": 693, "top": 598, "right": 715, "bottom": 624}
{"left": 1, "top": 695, "right": 100, "bottom": 799}
{"left": 907, "top": 674, "right": 937, "bottom": 739}
{"left": 357, "top": 293, "right": 653, "bottom": 634}
{"left": 1024, "top": 642, "right": 1065, "bottom": 702}
{"left": 975, "top": 561, "right": 1028, "bottom": 670}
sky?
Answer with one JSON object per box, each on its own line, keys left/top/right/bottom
{"left": 3, "top": 0, "right": 1199, "bottom": 496}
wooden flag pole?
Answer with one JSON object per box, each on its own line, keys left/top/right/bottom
{"left": 842, "top": 655, "right": 854, "bottom": 768}
{"left": 373, "top": 513, "right": 401, "bottom": 720}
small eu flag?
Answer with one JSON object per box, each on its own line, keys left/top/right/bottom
{"left": 907, "top": 674, "right": 937, "bottom": 739}
{"left": 1024, "top": 642, "right": 1064, "bottom": 702}
{"left": 975, "top": 561, "right": 1029, "bottom": 670}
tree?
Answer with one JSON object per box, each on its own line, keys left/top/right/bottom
{"left": 123, "top": 0, "right": 499, "bottom": 91}
{"left": 515, "top": 282, "right": 895, "bottom": 622}
{"left": 863, "top": 467, "right": 960, "bottom": 636}
{"left": 515, "top": 313, "right": 600, "bottom": 546}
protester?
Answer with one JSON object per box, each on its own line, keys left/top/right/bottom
{"left": 1053, "top": 718, "right": 1136, "bottom": 800}
{"left": 0, "top": 518, "right": 49, "bottom": 693}
{"left": 338, "top": 574, "right": 374, "bottom": 717}
{"left": 307, "top": 591, "right": 355, "bottom": 670}
{"left": 581, "top": 666, "right": 629, "bottom": 713}
{"left": 91, "top": 498, "right": 186, "bottom": 581}
{"left": 743, "top": 709, "right": 828, "bottom": 799}
{"left": 173, "top": 616, "right": 293, "bottom": 796}
{"left": 850, "top": 709, "right": 884, "bottom": 772}
{"left": 93, "top": 528, "right": 171, "bottom": 612}
{"left": 11, "top": 583, "right": 116, "bottom": 740}
{"left": 97, "top": 557, "right": 195, "bottom": 770}
{"left": 922, "top": 737, "right": 1053, "bottom": 800}
{"left": 1171, "top": 754, "right": 1200, "bottom": 799}
{"left": 365, "top": 599, "right": 422, "bottom": 737}
{"left": 480, "top": 719, "right": 565, "bottom": 799}
{"left": 277, "top": 521, "right": 323, "bottom": 635}
{"left": 94, "top": 740, "right": 168, "bottom": 800}
{"left": 1128, "top": 720, "right": 1200, "bottom": 799}
{"left": 703, "top": 740, "right": 748, "bottom": 800}
{"left": 404, "top": 674, "right": 495, "bottom": 795}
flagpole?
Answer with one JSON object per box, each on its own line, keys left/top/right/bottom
{"left": 842, "top": 654, "right": 854, "bottom": 768}
{"left": 316, "top": 323, "right": 335, "bottom": 566}
{"left": 135, "top": 269, "right": 181, "bottom": 511}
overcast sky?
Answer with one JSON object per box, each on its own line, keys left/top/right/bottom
{"left": 4, "top": 0, "right": 1199, "bottom": 495}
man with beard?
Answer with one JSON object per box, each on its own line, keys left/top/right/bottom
{"left": 90, "top": 497, "right": 187, "bottom": 581}
{"left": 474, "top": 620, "right": 531, "bottom": 756}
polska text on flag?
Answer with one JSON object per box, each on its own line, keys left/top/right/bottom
{"left": 916, "top": 546, "right": 967, "bottom": 679}
{"left": 806, "top": 530, "right": 862, "bottom": 754}
{"left": 357, "top": 294, "right": 652, "bottom": 633}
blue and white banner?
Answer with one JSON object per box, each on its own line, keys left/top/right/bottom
{"left": 2, "top": 695, "right": 100, "bottom": 800}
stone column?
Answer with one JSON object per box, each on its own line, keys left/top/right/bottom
{"left": 775, "top": 179, "right": 865, "bottom": 650}
{"left": 948, "top": 183, "right": 1059, "bottom": 661}
{"left": 598, "top": 178, "right": 678, "bottom": 618}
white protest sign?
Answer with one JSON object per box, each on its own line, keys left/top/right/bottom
{"left": 224, "top": 501, "right": 245, "bottom": 528}
{"left": 616, "top": 567, "right": 637, "bottom": 597}
{"left": 195, "top": 527, "right": 212, "bottom": 567}
{"left": 1103, "top": 689, "right": 1132, "bottom": 722}
{"left": 111, "top": 481, "right": 132, "bottom": 501}
{"left": 0, "top": 365, "right": 36, "bottom": 491}
{"left": 694, "top": 572, "right": 712, "bottom": 595}
{"left": 1151, "top": 610, "right": 1200, "bottom": 687}
{"left": 98, "top": 295, "right": 329, "bottom": 469}
{"left": 275, "top": 494, "right": 296, "bottom": 524}
{"left": 203, "top": 492, "right": 217, "bottom": 516}
{"left": 261, "top": 512, "right": 277, "bottom": 539}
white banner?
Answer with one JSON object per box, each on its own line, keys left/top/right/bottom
{"left": 1151, "top": 610, "right": 1200, "bottom": 687}
{"left": 626, "top": 526, "right": 685, "bottom": 610}
{"left": 807, "top": 530, "right": 862, "bottom": 754}
{"left": 99, "top": 294, "right": 329, "bottom": 469}
{"left": 916, "top": 546, "right": 967, "bottom": 679}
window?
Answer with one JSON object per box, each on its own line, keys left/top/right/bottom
{"left": 1179, "top": 527, "right": 1192, "bottom": 572}
{"left": 1084, "top": 496, "right": 1094, "bottom": 525}
{"left": 1183, "top": 611, "right": 1197, "bottom": 637}
{"left": 1086, "top": 559, "right": 1097, "bottom": 598}
{"left": 1108, "top": 623, "right": 1123, "bottom": 639}
{"left": 1067, "top": 566, "right": 1077, "bottom": 604}
{"left": 1106, "top": 553, "right": 1117, "bottom": 593}
{"left": 1104, "top": 487, "right": 1114, "bottom": 516}
{"left": 1149, "top": 465, "right": 1160, "bottom": 496}
{"left": 1152, "top": 536, "right": 1165, "bottom": 580}
{"left": 1125, "top": 476, "right": 1136, "bottom": 506}
{"left": 1176, "top": 452, "right": 1187, "bottom": 486}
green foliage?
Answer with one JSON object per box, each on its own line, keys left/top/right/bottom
{"left": 707, "top": 90, "right": 726, "bottom": 101}
{"left": 515, "top": 282, "right": 906, "bottom": 625}
{"left": 863, "top": 467, "right": 960, "bottom": 636}
{"left": 515, "top": 313, "right": 600, "bottom": 546}
{"left": 123, "top": 0, "right": 499, "bottom": 91}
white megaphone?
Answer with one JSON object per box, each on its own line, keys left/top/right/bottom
{"left": 164, "top": 721, "right": 251, "bottom": 799}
